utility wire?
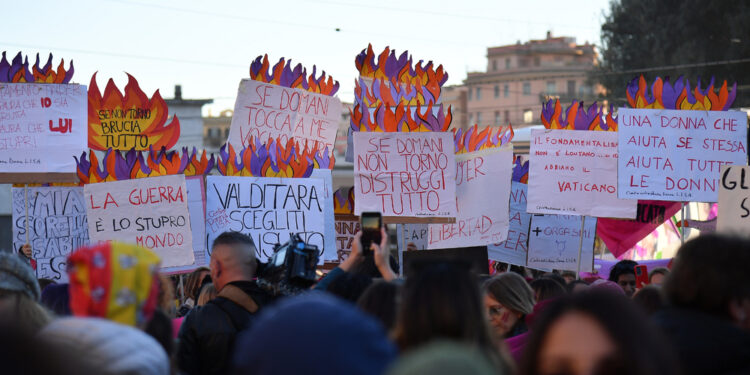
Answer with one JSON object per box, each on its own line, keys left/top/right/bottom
{"left": 0, "top": 42, "right": 248, "bottom": 69}
{"left": 101, "top": 0, "right": 489, "bottom": 47}
{"left": 308, "top": 0, "right": 601, "bottom": 30}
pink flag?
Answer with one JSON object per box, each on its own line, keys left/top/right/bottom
{"left": 597, "top": 200, "right": 681, "bottom": 258}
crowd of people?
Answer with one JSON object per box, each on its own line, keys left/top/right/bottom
{"left": 1, "top": 231, "right": 750, "bottom": 374}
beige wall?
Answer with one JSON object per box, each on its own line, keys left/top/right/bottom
{"left": 460, "top": 34, "right": 599, "bottom": 129}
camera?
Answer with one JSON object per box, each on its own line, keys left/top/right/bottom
{"left": 256, "top": 234, "right": 320, "bottom": 296}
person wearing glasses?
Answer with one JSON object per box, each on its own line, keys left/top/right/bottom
{"left": 483, "top": 272, "right": 535, "bottom": 339}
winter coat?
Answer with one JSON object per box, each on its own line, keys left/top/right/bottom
{"left": 654, "top": 307, "right": 750, "bottom": 375}
{"left": 177, "top": 280, "right": 273, "bottom": 375}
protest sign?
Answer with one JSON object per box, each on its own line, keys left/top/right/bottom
{"left": 425, "top": 147, "right": 513, "bottom": 248}
{"left": 527, "top": 214, "right": 596, "bottom": 272}
{"left": 84, "top": 175, "right": 195, "bottom": 268}
{"left": 205, "top": 175, "right": 326, "bottom": 262}
{"left": 88, "top": 74, "right": 180, "bottom": 151}
{"left": 353, "top": 131, "right": 457, "bottom": 221}
{"left": 487, "top": 181, "right": 530, "bottom": 266}
{"left": 227, "top": 79, "right": 342, "bottom": 153}
{"left": 718, "top": 165, "right": 750, "bottom": 234}
{"left": 528, "top": 129, "right": 636, "bottom": 218}
{"left": 310, "top": 169, "right": 337, "bottom": 261}
{"left": 397, "top": 223, "right": 429, "bottom": 251}
{"left": 0, "top": 83, "right": 87, "bottom": 182}
{"left": 162, "top": 176, "right": 208, "bottom": 274}
{"left": 334, "top": 216, "right": 360, "bottom": 261}
{"left": 11, "top": 186, "right": 88, "bottom": 281}
{"left": 597, "top": 200, "right": 681, "bottom": 258}
{"left": 618, "top": 108, "right": 747, "bottom": 202}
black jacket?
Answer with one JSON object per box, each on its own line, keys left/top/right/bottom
{"left": 654, "top": 308, "right": 750, "bottom": 375}
{"left": 177, "top": 281, "right": 274, "bottom": 375}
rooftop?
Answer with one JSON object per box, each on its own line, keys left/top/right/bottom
{"left": 487, "top": 31, "right": 595, "bottom": 57}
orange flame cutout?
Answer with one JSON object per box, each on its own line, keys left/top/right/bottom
{"left": 541, "top": 99, "right": 616, "bottom": 132}
{"left": 355, "top": 45, "right": 448, "bottom": 97}
{"left": 355, "top": 77, "right": 436, "bottom": 108}
{"left": 88, "top": 73, "right": 181, "bottom": 151}
{"left": 249, "top": 54, "right": 339, "bottom": 96}
{"left": 75, "top": 147, "right": 214, "bottom": 184}
{"left": 626, "top": 75, "right": 736, "bottom": 111}
{"left": 0, "top": 52, "right": 74, "bottom": 83}
{"left": 453, "top": 125, "right": 514, "bottom": 154}
{"left": 350, "top": 102, "right": 452, "bottom": 132}
{"left": 333, "top": 187, "right": 355, "bottom": 215}
{"left": 217, "top": 137, "right": 334, "bottom": 178}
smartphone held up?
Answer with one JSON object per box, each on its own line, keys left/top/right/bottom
{"left": 360, "top": 211, "right": 382, "bottom": 255}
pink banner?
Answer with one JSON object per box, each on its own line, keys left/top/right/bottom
{"left": 596, "top": 200, "right": 681, "bottom": 258}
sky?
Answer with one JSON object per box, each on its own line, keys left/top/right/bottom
{"left": 1, "top": 0, "right": 611, "bottom": 115}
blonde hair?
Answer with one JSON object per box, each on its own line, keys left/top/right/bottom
{"left": 197, "top": 283, "right": 218, "bottom": 306}
{"left": 483, "top": 272, "right": 535, "bottom": 316}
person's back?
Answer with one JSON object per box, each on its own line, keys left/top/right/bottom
{"left": 177, "top": 232, "right": 273, "bottom": 375}
{"left": 654, "top": 234, "right": 750, "bottom": 375}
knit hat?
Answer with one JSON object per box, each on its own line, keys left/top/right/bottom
{"left": 387, "top": 341, "right": 497, "bottom": 375}
{"left": 39, "top": 317, "right": 169, "bottom": 375}
{"left": 67, "top": 242, "right": 161, "bottom": 326}
{"left": 232, "top": 292, "right": 398, "bottom": 375}
{"left": 0, "top": 252, "right": 40, "bottom": 300}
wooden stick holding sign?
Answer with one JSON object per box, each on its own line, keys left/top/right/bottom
{"left": 680, "top": 202, "right": 686, "bottom": 245}
{"left": 576, "top": 216, "right": 585, "bottom": 278}
{"left": 24, "top": 184, "right": 29, "bottom": 246}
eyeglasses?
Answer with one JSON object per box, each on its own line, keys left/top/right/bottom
{"left": 488, "top": 306, "right": 507, "bottom": 317}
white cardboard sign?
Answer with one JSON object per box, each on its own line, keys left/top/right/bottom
{"left": 162, "top": 176, "right": 208, "bottom": 274}
{"left": 84, "top": 175, "right": 195, "bottom": 268}
{"left": 353, "top": 131, "right": 457, "bottom": 219}
{"left": 0, "top": 83, "right": 87, "bottom": 175}
{"left": 12, "top": 186, "right": 88, "bottom": 281}
{"left": 227, "top": 79, "right": 342, "bottom": 153}
{"left": 527, "top": 214, "right": 596, "bottom": 272}
{"left": 205, "top": 175, "right": 327, "bottom": 263}
{"left": 425, "top": 147, "right": 513, "bottom": 248}
{"left": 528, "top": 129, "right": 636, "bottom": 218}
{"left": 618, "top": 108, "right": 747, "bottom": 202}
{"left": 487, "top": 181, "right": 530, "bottom": 266}
{"left": 718, "top": 165, "right": 750, "bottom": 234}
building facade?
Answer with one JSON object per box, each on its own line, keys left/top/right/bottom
{"left": 463, "top": 32, "right": 599, "bottom": 129}
{"left": 165, "top": 85, "right": 213, "bottom": 151}
{"left": 441, "top": 85, "right": 469, "bottom": 131}
{"left": 203, "top": 109, "right": 233, "bottom": 152}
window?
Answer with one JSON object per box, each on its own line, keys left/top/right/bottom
{"left": 476, "top": 112, "right": 482, "bottom": 125}
{"left": 469, "top": 113, "right": 473, "bottom": 124}
{"left": 546, "top": 81, "right": 556, "bottom": 94}
{"left": 494, "top": 85, "right": 499, "bottom": 98}
{"left": 523, "top": 82, "right": 531, "bottom": 95}
{"left": 504, "top": 110, "right": 510, "bottom": 123}
{"left": 567, "top": 80, "right": 576, "bottom": 96}
{"left": 494, "top": 111, "right": 500, "bottom": 125}
{"left": 476, "top": 87, "right": 481, "bottom": 100}
{"left": 224, "top": 128, "right": 230, "bottom": 138}
{"left": 504, "top": 84, "right": 509, "bottom": 97}
{"left": 468, "top": 88, "right": 472, "bottom": 101}
{"left": 492, "top": 59, "right": 497, "bottom": 71}
{"left": 534, "top": 57, "right": 540, "bottom": 66}
{"left": 505, "top": 58, "right": 511, "bottom": 69}
{"left": 523, "top": 109, "right": 533, "bottom": 124}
